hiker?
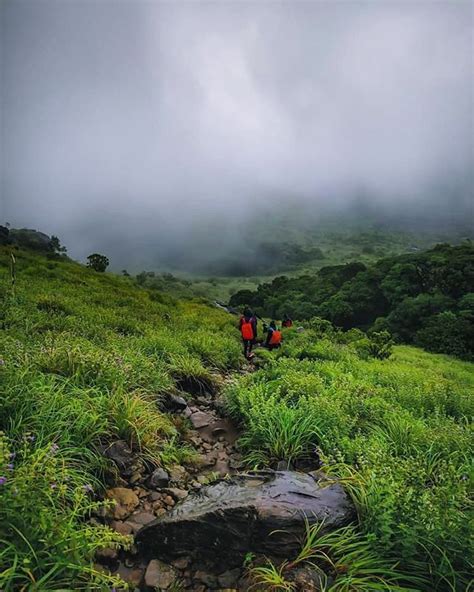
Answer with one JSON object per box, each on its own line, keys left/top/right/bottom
{"left": 282, "top": 314, "right": 293, "bottom": 328}
{"left": 239, "top": 307, "right": 257, "bottom": 359}
{"left": 265, "top": 320, "right": 282, "bottom": 350}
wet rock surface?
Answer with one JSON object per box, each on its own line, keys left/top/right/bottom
{"left": 137, "top": 470, "right": 355, "bottom": 566}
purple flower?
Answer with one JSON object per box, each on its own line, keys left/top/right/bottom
{"left": 6, "top": 464, "right": 14, "bottom": 471}
{"left": 9, "top": 452, "right": 16, "bottom": 460}
{"left": 26, "top": 435, "right": 35, "bottom": 442}
{"left": 0, "top": 476, "right": 6, "bottom": 485}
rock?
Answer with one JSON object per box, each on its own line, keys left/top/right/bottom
{"left": 168, "top": 464, "right": 187, "bottom": 484}
{"left": 103, "top": 440, "right": 142, "bottom": 478}
{"left": 134, "top": 487, "right": 150, "bottom": 498}
{"left": 163, "top": 495, "right": 175, "bottom": 507}
{"left": 289, "top": 565, "right": 331, "bottom": 591}
{"left": 149, "top": 467, "right": 170, "bottom": 489}
{"left": 214, "top": 459, "right": 230, "bottom": 476}
{"left": 172, "top": 557, "right": 190, "bottom": 570}
{"left": 144, "top": 559, "right": 177, "bottom": 589}
{"left": 164, "top": 393, "right": 188, "bottom": 412}
{"left": 110, "top": 520, "right": 133, "bottom": 536}
{"left": 189, "top": 411, "right": 213, "bottom": 429}
{"left": 194, "top": 570, "right": 218, "bottom": 587}
{"left": 218, "top": 568, "right": 241, "bottom": 588}
{"left": 105, "top": 487, "right": 139, "bottom": 520}
{"left": 116, "top": 564, "right": 144, "bottom": 587}
{"left": 95, "top": 546, "right": 118, "bottom": 566}
{"left": 189, "top": 435, "right": 202, "bottom": 447}
{"left": 136, "top": 471, "right": 355, "bottom": 567}
{"left": 195, "top": 452, "right": 216, "bottom": 469}
{"left": 127, "top": 511, "right": 155, "bottom": 534}
{"left": 162, "top": 487, "right": 188, "bottom": 501}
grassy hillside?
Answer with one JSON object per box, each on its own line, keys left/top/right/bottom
{"left": 0, "top": 247, "right": 241, "bottom": 590}
{"left": 227, "top": 326, "right": 473, "bottom": 590}
{"left": 0, "top": 246, "right": 472, "bottom": 591}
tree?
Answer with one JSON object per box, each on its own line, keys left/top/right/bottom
{"left": 0, "top": 225, "right": 10, "bottom": 245}
{"left": 86, "top": 253, "right": 109, "bottom": 272}
{"left": 415, "top": 311, "right": 473, "bottom": 359}
{"left": 50, "top": 235, "right": 67, "bottom": 254}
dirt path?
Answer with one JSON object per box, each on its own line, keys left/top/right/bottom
{"left": 99, "top": 375, "right": 251, "bottom": 591}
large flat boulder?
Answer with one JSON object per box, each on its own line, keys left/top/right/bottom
{"left": 136, "top": 471, "right": 354, "bottom": 566}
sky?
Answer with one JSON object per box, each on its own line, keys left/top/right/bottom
{"left": 1, "top": 0, "right": 472, "bottom": 270}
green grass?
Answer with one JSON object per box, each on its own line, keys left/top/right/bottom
{"left": 0, "top": 246, "right": 241, "bottom": 590}
{"left": 227, "top": 326, "right": 473, "bottom": 590}
{"left": 1, "top": 244, "right": 472, "bottom": 590}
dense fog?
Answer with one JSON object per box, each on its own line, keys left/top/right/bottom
{"left": 1, "top": 1, "right": 472, "bottom": 271}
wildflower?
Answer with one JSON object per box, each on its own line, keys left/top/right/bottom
{"left": 6, "top": 463, "right": 14, "bottom": 471}
{"left": 0, "top": 476, "right": 6, "bottom": 485}
{"left": 50, "top": 483, "right": 57, "bottom": 489}
{"left": 9, "top": 452, "right": 16, "bottom": 460}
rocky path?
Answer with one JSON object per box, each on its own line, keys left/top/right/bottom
{"left": 97, "top": 380, "right": 252, "bottom": 591}
{"left": 95, "top": 369, "right": 354, "bottom": 591}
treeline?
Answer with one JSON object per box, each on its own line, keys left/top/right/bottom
{"left": 230, "top": 243, "right": 474, "bottom": 359}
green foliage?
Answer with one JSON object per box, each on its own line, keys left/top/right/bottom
{"left": 227, "top": 327, "right": 473, "bottom": 590}
{"left": 355, "top": 330, "right": 394, "bottom": 360}
{"left": 0, "top": 245, "right": 241, "bottom": 588}
{"left": 0, "top": 433, "right": 129, "bottom": 591}
{"left": 249, "top": 520, "right": 425, "bottom": 591}
{"left": 86, "top": 252, "right": 109, "bottom": 272}
{"left": 230, "top": 243, "right": 474, "bottom": 359}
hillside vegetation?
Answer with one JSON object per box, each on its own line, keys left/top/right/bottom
{"left": 226, "top": 324, "right": 473, "bottom": 590}
{"left": 0, "top": 245, "right": 472, "bottom": 591}
{"left": 0, "top": 246, "right": 240, "bottom": 590}
{"left": 230, "top": 243, "right": 474, "bottom": 359}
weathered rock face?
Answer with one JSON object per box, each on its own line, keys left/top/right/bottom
{"left": 136, "top": 471, "right": 355, "bottom": 566}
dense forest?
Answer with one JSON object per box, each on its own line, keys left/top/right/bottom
{"left": 230, "top": 243, "right": 474, "bottom": 359}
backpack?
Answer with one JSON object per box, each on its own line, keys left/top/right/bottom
{"left": 241, "top": 318, "right": 254, "bottom": 340}
{"left": 269, "top": 329, "right": 282, "bottom": 345}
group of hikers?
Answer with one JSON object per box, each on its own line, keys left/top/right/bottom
{"left": 239, "top": 307, "right": 293, "bottom": 359}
